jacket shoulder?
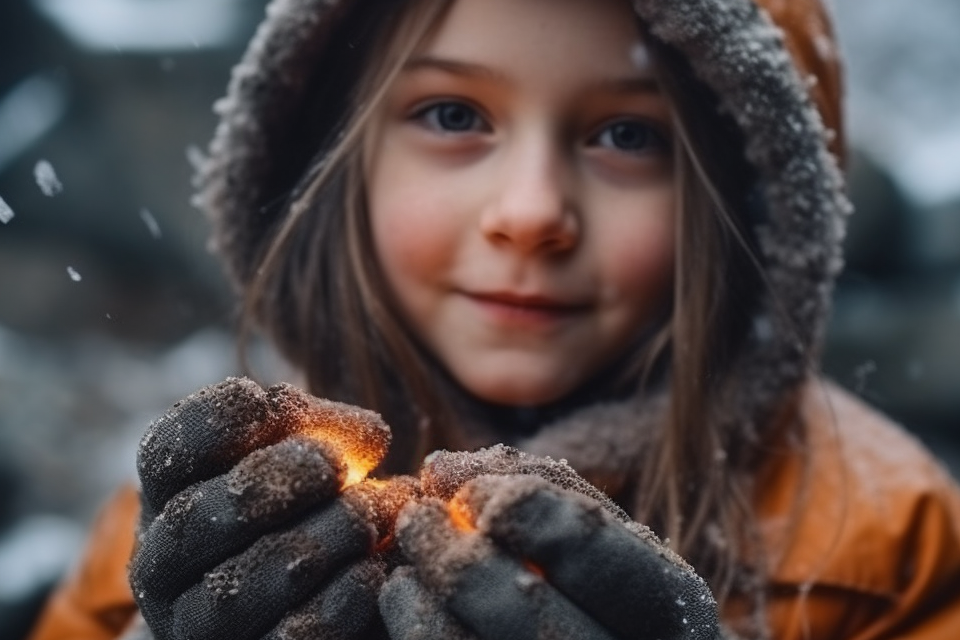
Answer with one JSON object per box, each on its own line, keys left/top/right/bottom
{"left": 757, "top": 381, "right": 960, "bottom": 639}
{"left": 28, "top": 484, "right": 140, "bottom": 640}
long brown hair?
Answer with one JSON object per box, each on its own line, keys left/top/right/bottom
{"left": 241, "top": 0, "right": 460, "bottom": 472}
{"left": 641, "top": 32, "right": 771, "bottom": 623}
{"left": 242, "top": 0, "right": 775, "bottom": 630}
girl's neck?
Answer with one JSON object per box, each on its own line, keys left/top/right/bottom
{"left": 443, "top": 349, "right": 651, "bottom": 445}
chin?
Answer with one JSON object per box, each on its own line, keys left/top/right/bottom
{"left": 464, "top": 374, "right": 576, "bottom": 408}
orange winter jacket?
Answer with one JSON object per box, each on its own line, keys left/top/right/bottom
{"left": 27, "top": 382, "right": 960, "bottom": 640}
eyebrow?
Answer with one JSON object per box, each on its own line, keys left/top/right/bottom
{"left": 590, "top": 76, "right": 661, "bottom": 95}
{"left": 403, "top": 55, "right": 662, "bottom": 95}
{"left": 403, "top": 56, "right": 510, "bottom": 82}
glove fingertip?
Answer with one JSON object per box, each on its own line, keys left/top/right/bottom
{"left": 420, "top": 445, "right": 633, "bottom": 528}
{"left": 137, "top": 377, "right": 280, "bottom": 511}
{"left": 341, "top": 475, "right": 420, "bottom": 547}
{"left": 268, "top": 386, "right": 392, "bottom": 484}
{"left": 395, "top": 498, "right": 503, "bottom": 601}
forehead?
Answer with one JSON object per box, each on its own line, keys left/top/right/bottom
{"left": 419, "top": 0, "right": 648, "bottom": 77}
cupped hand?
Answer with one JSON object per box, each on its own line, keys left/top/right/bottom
{"left": 129, "top": 377, "right": 417, "bottom": 640}
{"left": 380, "top": 446, "right": 722, "bottom": 640}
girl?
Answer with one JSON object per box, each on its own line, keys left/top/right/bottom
{"left": 29, "top": 0, "right": 960, "bottom": 638}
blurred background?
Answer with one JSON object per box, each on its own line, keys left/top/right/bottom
{"left": 0, "top": 0, "right": 959, "bottom": 637}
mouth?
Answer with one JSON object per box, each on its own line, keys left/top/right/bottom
{"left": 464, "top": 290, "right": 591, "bottom": 324}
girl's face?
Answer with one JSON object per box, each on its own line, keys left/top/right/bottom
{"left": 366, "top": 0, "right": 676, "bottom": 406}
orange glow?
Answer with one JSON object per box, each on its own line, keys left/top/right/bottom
{"left": 299, "top": 400, "right": 391, "bottom": 490}
{"left": 342, "top": 458, "right": 368, "bottom": 488}
{"left": 522, "top": 559, "right": 545, "bottom": 578}
{"left": 341, "top": 476, "right": 420, "bottom": 550}
{"left": 302, "top": 426, "right": 381, "bottom": 488}
{"left": 448, "top": 498, "right": 478, "bottom": 533}
{"left": 375, "top": 532, "right": 396, "bottom": 553}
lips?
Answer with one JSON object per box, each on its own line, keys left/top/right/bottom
{"left": 467, "top": 290, "right": 590, "bottom": 311}
{"left": 464, "top": 290, "right": 591, "bottom": 326}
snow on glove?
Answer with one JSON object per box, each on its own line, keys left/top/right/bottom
{"left": 380, "top": 446, "right": 721, "bottom": 640}
{"left": 129, "top": 377, "right": 418, "bottom": 640}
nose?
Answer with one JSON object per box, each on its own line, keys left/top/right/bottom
{"left": 479, "top": 135, "right": 579, "bottom": 255}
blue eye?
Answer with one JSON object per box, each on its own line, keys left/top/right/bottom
{"left": 594, "top": 120, "right": 669, "bottom": 154}
{"left": 417, "top": 102, "right": 487, "bottom": 133}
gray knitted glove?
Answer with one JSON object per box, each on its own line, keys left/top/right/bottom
{"left": 129, "top": 377, "right": 415, "bottom": 640}
{"left": 379, "top": 446, "right": 722, "bottom": 640}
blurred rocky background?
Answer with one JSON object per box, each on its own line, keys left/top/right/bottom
{"left": 826, "top": 0, "right": 960, "bottom": 471}
{"left": 0, "top": 1, "right": 269, "bottom": 636}
{"left": 0, "top": 0, "right": 958, "bottom": 638}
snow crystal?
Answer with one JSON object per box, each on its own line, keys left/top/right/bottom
{"left": 34, "top": 159, "right": 63, "bottom": 196}
{"left": 0, "top": 195, "right": 13, "bottom": 223}
{"left": 853, "top": 360, "right": 877, "bottom": 393}
{"left": 139, "top": 207, "right": 162, "bottom": 239}
{"left": 186, "top": 144, "right": 206, "bottom": 171}
{"left": 752, "top": 315, "right": 774, "bottom": 343}
{"left": 630, "top": 42, "right": 651, "bottom": 70}
{"left": 515, "top": 572, "right": 538, "bottom": 591}
{"left": 66, "top": 266, "right": 82, "bottom": 282}
{"left": 813, "top": 34, "right": 835, "bottom": 62}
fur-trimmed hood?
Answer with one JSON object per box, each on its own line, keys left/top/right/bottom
{"left": 193, "top": 0, "right": 852, "bottom": 478}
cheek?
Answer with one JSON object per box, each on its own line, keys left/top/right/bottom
{"left": 371, "top": 198, "right": 433, "bottom": 278}
{"left": 367, "top": 152, "right": 462, "bottom": 290}
{"left": 597, "top": 191, "right": 676, "bottom": 309}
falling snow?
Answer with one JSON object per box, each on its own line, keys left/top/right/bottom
{"left": 66, "top": 266, "right": 82, "bottom": 282}
{"left": 34, "top": 159, "right": 63, "bottom": 196}
{"left": 0, "top": 195, "right": 13, "bottom": 224}
{"left": 853, "top": 360, "right": 878, "bottom": 394}
{"left": 139, "top": 207, "right": 162, "bottom": 239}
{"left": 186, "top": 144, "right": 206, "bottom": 171}
{"left": 630, "top": 42, "right": 651, "bottom": 70}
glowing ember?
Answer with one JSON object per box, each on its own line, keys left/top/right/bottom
{"left": 295, "top": 397, "right": 391, "bottom": 489}
{"left": 361, "top": 478, "right": 392, "bottom": 491}
{"left": 342, "top": 456, "right": 369, "bottom": 488}
{"left": 447, "top": 497, "right": 478, "bottom": 533}
{"left": 522, "top": 559, "right": 545, "bottom": 579}
{"left": 342, "top": 476, "right": 420, "bottom": 546}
